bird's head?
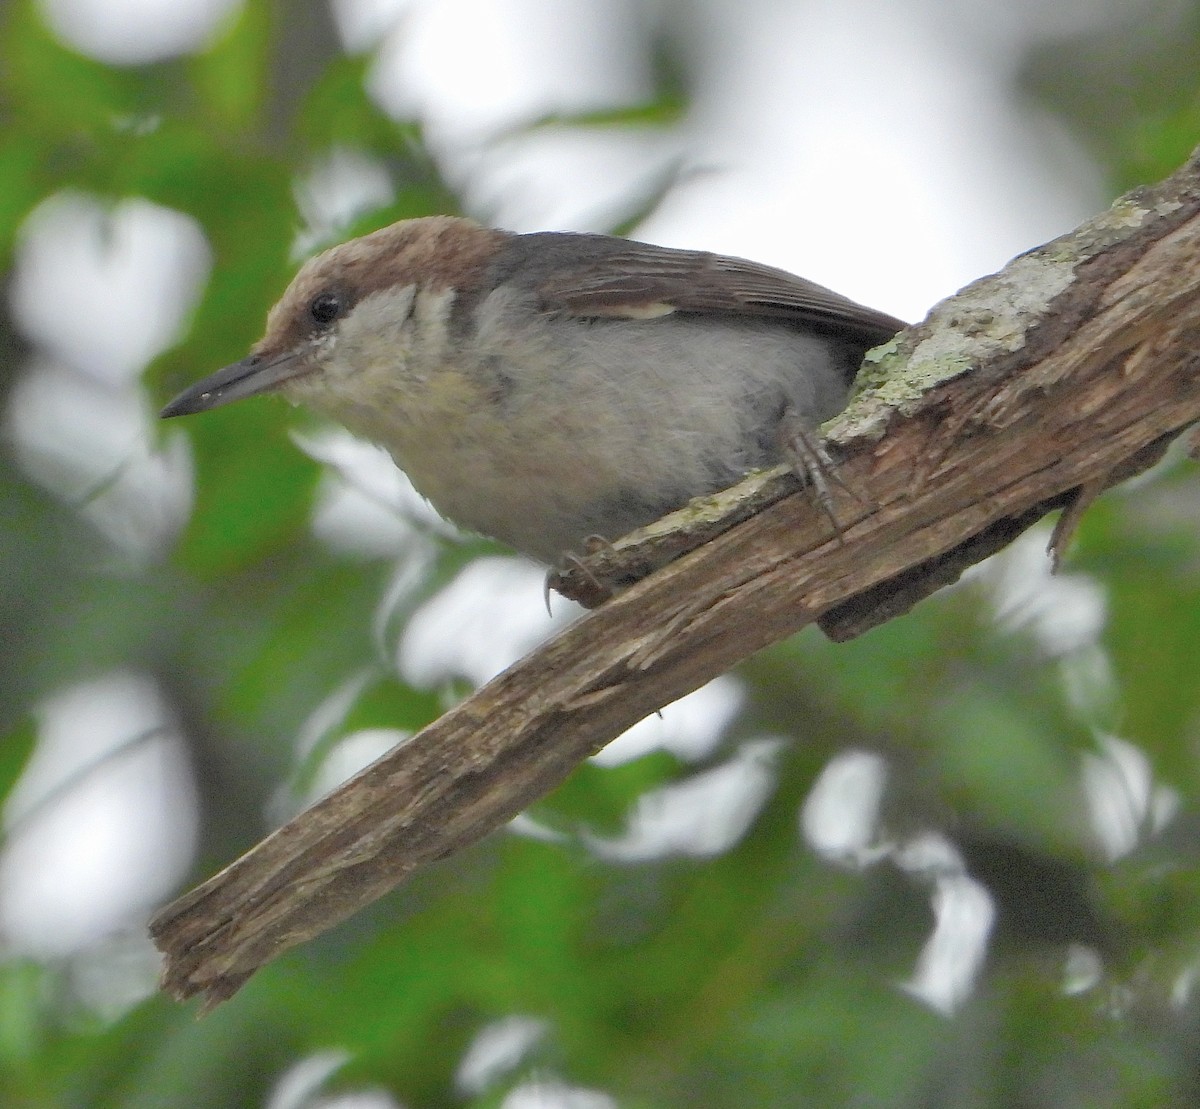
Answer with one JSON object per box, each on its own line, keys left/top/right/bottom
{"left": 160, "top": 215, "right": 505, "bottom": 419}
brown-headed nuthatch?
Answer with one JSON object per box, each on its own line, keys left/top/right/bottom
{"left": 162, "top": 217, "right": 904, "bottom": 563}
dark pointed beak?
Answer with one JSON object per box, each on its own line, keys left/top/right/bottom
{"left": 160, "top": 351, "right": 308, "bottom": 418}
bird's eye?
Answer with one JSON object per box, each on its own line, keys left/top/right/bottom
{"left": 309, "top": 292, "right": 342, "bottom": 326}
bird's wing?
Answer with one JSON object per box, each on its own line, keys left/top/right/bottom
{"left": 505, "top": 231, "right": 906, "bottom": 347}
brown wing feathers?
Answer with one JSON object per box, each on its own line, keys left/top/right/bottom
{"left": 505, "top": 232, "right": 906, "bottom": 346}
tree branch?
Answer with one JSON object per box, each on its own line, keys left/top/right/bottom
{"left": 150, "top": 149, "right": 1200, "bottom": 1008}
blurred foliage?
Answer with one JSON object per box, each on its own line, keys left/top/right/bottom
{"left": 1021, "top": 2, "right": 1200, "bottom": 191}
{"left": 1, "top": 1, "right": 1200, "bottom": 1107}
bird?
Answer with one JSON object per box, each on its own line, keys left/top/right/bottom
{"left": 161, "top": 216, "right": 905, "bottom": 564}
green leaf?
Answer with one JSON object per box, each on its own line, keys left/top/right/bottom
{"left": 0, "top": 717, "right": 36, "bottom": 813}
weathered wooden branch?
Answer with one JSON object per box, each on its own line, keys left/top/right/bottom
{"left": 151, "top": 149, "right": 1200, "bottom": 1008}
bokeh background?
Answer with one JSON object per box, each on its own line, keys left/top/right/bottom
{"left": 3, "top": 0, "right": 1200, "bottom": 1105}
